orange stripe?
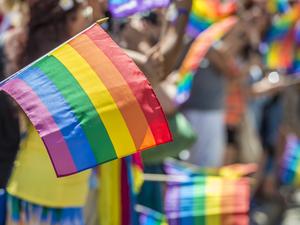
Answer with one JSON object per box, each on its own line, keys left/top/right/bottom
{"left": 69, "top": 34, "right": 156, "bottom": 150}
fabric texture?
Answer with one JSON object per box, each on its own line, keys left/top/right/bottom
{"left": 7, "top": 124, "right": 91, "bottom": 208}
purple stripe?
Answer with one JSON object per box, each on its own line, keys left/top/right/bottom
{"left": 109, "top": 0, "right": 170, "bottom": 18}
{"left": 186, "top": 25, "right": 201, "bottom": 39}
{"left": 1, "top": 78, "right": 77, "bottom": 176}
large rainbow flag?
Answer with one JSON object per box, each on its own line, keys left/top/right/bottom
{"left": 176, "top": 16, "right": 237, "bottom": 105}
{"left": 0, "top": 23, "right": 172, "bottom": 177}
{"left": 164, "top": 160, "right": 250, "bottom": 225}
{"left": 187, "top": 0, "right": 236, "bottom": 38}
{"left": 109, "top": 0, "right": 170, "bottom": 18}
{"left": 281, "top": 134, "right": 300, "bottom": 186}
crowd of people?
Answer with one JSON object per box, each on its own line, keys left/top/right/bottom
{"left": 0, "top": 0, "right": 300, "bottom": 225}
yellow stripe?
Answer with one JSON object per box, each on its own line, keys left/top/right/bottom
{"left": 99, "top": 160, "right": 121, "bottom": 225}
{"left": 51, "top": 44, "right": 136, "bottom": 157}
{"left": 205, "top": 177, "right": 221, "bottom": 225}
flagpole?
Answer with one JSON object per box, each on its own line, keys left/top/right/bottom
{"left": 0, "top": 17, "right": 109, "bottom": 86}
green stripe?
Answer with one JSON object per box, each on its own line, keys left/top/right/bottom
{"left": 194, "top": 176, "right": 206, "bottom": 224}
{"left": 35, "top": 56, "right": 117, "bottom": 162}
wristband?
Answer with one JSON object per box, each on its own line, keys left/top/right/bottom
{"left": 177, "top": 8, "right": 190, "bottom": 17}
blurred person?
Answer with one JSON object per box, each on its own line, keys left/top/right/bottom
{"left": 1, "top": 1, "right": 94, "bottom": 224}
{"left": 180, "top": 20, "right": 248, "bottom": 168}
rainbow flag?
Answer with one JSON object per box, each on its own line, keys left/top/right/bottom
{"left": 264, "top": 3, "right": 300, "bottom": 72}
{"left": 267, "top": 0, "right": 290, "bottom": 14}
{"left": 137, "top": 205, "right": 168, "bottom": 225}
{"left": 281, "top": 134, "right": 300, "bottom": 186}
{"left": 109, "top": 0, "right": 170, "bottom": 18}
{"left": 99, "top": 153, "right": 144, "bottom": 225}
{"left": 0, "top": 23, "right": 172, "bottom": 177}
{"left": 164, "top": 160, "right": 250, "bottom": 225}
{"left": 187, "top": 0, "right": 236, "bottom": 38}
{"left": 176, "top": 17, "right": 237, "bottom": 105}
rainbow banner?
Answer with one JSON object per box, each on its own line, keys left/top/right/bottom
{"left": 99, "top": 153, "right": 144, "bottom": 225}
{"left": 281, "top": 134, "right": 300, "bottom": 186}
{"left": 164, "top": 160, "right": 250, "bottom": 225}
{"left": 137, "top": 205, "right": 168, "bottom": 225}
{"left": 109, "top": 0, "right": 170, "bottom": 18}
{"left": 187, "top": 0, "right": 236, "bottom": 38}
{"left": 0, "top": 23, "right": 172, "bottom": 177}
{"left": 176, "top": 17, "right": 237, "bottom": 105}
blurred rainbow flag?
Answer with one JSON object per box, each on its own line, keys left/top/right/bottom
{"left": 281, "top": 134, "right": 300, "bottom": 186}
{"left": 267, "top": 0, "right": 290, "bottom": 14}
{"left": 164, "top": 160, "right": 251, "bottom": 225}
{"left": 176, "top": 17, "right": 237, "bottom": 105}
{"left": 0, "top": 22, "right": 172, "bottom": 177}
{"left": 264, "top": 3, "right": 300, "bottom": 74}
{"left": 109, "top": 0, "right": 170, "bottom": 18}
{"left": 187, "top": 0, "right": 237, "bottom": 38}
{"left": 137, "top": 205, "right": 168, "bottom": 225}
{"left": 99, "top": 153, "right": 144, "bottom": 225}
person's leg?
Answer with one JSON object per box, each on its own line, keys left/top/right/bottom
{"left": 183, "top": 110, "right": 226, "bottom": 167}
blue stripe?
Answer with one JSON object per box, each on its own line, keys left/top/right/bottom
{"left": 18, "top": 67, "right": 97, "bottom": 170}
{"left": 189, "top": 13, "right": 212, "bottom": 33}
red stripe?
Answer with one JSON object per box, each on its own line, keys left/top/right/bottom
{"left": 121, "top": 158, "right": 130, "bottom": 225}
{"left": 85, "top": 25, "right": 172, "bottom": 145}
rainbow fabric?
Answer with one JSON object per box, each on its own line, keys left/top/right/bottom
{"left": 264, "top": 3, "right": 300, "bottom": 74}
{"left": 164, "top": 160, "right": 250, "bottom": 225}
{"left": 109, "top": 0, "right": 170, "bottom": 18}
{"left": 281, "top": 134, "right": 300, "bottom": 186}
{"left": 176, "top": 17, "right": 237, "bottom": 105}
{"left": 187, "top": 0, "right": 237, "bottom": 38}
{"left": 267, "top": 0, "right": 290, "bottom": 14}
{"left": 99, "top": 153, "right": 144, "bottom": 225}
{"left": 137, "top": 205, "right": 168, "bottom": 225}
{"left": 0, "top": 23, "right": 171, "bottom": 177}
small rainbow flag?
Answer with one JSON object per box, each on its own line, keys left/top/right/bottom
{"left": 99, "top": 153, "right": 144, "bottom": 225}
{"left": 187, "top": 0, "right": 236, "bottom": 38}
{"left": 176, "top": 16, "right": 237, "bottom": 105}
{"left": 267, "top": 0, "right": 290, "bottom": 14}
{"left": 0, "top": 23, "right": 172, "bottom": 177}
{"left": 264, "top": 3, "right": 300, "bottom": 73}
{"left": 164, "top": 160, "right": 250, "bottom": 225}
{"left": 137, "top": 205, "right": 168, "bottom": 225}
{"left": 281, "top": 134, "right": 300, "bottom": 186}
{"left": 109, "top": 0, "right": 170, "bottom": 18}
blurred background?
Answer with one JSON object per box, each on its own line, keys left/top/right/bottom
{"left": 1, "top": 0, "right": 300, "bottom": 225}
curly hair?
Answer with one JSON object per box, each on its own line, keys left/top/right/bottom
{"left": 5, "top": 0, "right": 80, "bottom": 72}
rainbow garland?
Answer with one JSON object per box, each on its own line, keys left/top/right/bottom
{"left": 0, "top": 23, "right": 172, "bottom": 177}
{"left": 99, "top": 153, "right": 144, "bottom": 225}
{"left": 164, "top": 160, "right": 250, "bottom": 225}
{"left": 176, "top": 17, "right": 237, "bottom": 105}
{"left": 281, "top": 134, "right": 300, "bottom": 186}
{"left": 187, "top": 0, "right": 236, "bottom": 38}
{"left": 109, "top": 0, "right": 170, "bottom": 18}
{"left": 264, "top": 3, "right": 300, "bottom": 73}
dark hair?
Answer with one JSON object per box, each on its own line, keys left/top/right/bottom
{"left": 18, "top": 0, "right": 80, "bottom": 68}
